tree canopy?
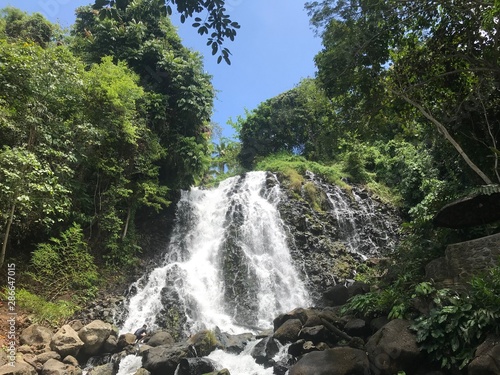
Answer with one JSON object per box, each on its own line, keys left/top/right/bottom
{"left": 306, "top": 0, "right": 500, "bottom": 184}
{"left": 0, "top": 4, "right": 215, "bottom": 266}
{"left": 91, "top": 0, "right": 240, "bottom": 64}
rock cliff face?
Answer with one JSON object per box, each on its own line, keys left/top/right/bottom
{"left": 270, "top": 171, "right": 401, "bottom": 302}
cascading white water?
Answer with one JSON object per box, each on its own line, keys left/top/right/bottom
{"left": 315, "top": 173, "right": 396, "bottom": 259}
{"left": 117, "top": 172, "right": 310, "bottom": 374}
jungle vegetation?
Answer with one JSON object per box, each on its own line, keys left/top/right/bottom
{"left": 1, "top": 0, "right": 500, "bottom": 369}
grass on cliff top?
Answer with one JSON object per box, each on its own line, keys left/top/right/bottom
{"left": 255, "top": 153, "right": 400, "bottom": 205}
{"left": 255, "top": 153, "right": 347, "bottom": 187}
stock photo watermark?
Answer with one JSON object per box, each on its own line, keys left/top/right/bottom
{"left": 6, "top": 263, "right": 17, "bottom": 367}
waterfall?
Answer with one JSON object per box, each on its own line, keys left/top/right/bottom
{"left": 120, "top": 171, "right": 310, "bottom": 336}
{"left": 305, "top": 171, "right": 399, "bottom": 260}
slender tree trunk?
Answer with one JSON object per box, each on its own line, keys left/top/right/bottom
{"left": 1, "top": 201, "right": 16, "bottom": 267}
{"left": 394, "top": 90, "right": 493, "bottom": 185}
{"left": 122, "top": 205, "right": 132, "bottom": 240}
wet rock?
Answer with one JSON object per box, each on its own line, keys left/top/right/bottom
{"left": 273, "top": 308, "right": 308, "bottom": 330}
{"left": 202, "top": 370, "right": 230, "bottom": 375}
{"left": 468, "top": 335, "right": 500, "bottom": 375}
{"left": 133, "top": 369, "right": 150, "bottom": 375}
{"left": 273, "top": 319, "right": 302, "bottom": 344}
{"left": 298, "top": 325, "right": 330, "bottom": 344}
{"left": 217, "top": 332, "right": 254, "bottom": 354}
{"left": 186, "top": 331, "right": 219, "bottom": 357}
{"left": 343, "top": 318, "right": 368, "bottom": 338}
{"left": 288, "top": 339, "right": 327, "bottom": 357}
{"left": 322, "top": 285, "right": 349, "bottom": 306}
{"left": 86, "top": 363, "right": 113, "bottom": 375}
{"left": 117, "top": 334, "right": 136, "bottom": 349}
{"left": 176, "top": 358, "right": 218, "bottom": 375}
{"left": 366, "top": 319, "right": 421, "bottom": 375}
{"left": 347, "top": 281, "right": 369, "bottom": 298}
{"left": 142, "top": 343, "right": 191, "bottom": 375}
{"left": 288, "top": 347, "right": 369, "bottom": 375}
{"left": 250, "top": 337, "right": 280, "bottom": 366}
{"left": 369, "top": 316, "right": 390, "bottom": 333}
{"left": 50, "top": 325, "right": 84, "bottom": 358}
{"left": 103, "top": 335, "right": 118, "bottom": 353}
{"left": 147, "top": 331, "right": 174, "bottom": 347}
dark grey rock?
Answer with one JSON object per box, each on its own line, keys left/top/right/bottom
{"left": 366, "top": 319, "right": 422, "bottom": 375}
{"left": 288, "top": 347, "right": 369, "bottom": 375}
{"left": 274, "top": 319, "right": 302, "bottom": 344}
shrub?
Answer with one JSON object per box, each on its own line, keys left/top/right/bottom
{"left": 7, "top": 288, "right": 78, "bottom": 327}
{"left": 28, "top": 223, "right": 98, "bottom": 302}
{"left": 411, "top": 278, "right": 500, "bottom": 370}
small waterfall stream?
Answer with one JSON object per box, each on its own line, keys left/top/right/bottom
{"left": 116, "top": 171, "right": 310, "bottom": 374}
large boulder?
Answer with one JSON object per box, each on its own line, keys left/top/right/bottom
{"left": 216, "top": 332, "right": 254, "bottom": 354}
{"left": 366, "top": 319, "right": 421, "bottom": 375}
{"left": 298, "top": 325, "right": 331, "bottom": 344}
{"left": 146, "top": 332, "right": 175, "bottom": 347}
{"left": 202, "top": 370, "right": 230, "bottom": 375}
{"left": 273, "top": 309, "right": 307, "bottom": 331}
{"left": 35, "top": 352, "right": 60, "bottom": 364}
{"left": 175, "top": 358, "right": 218, "bottom": 375}
{"left": 273, "top": 319, "right": 302, "bottom": 344}
{"left": 78, "top": 320, "right": 113, "bottom": 355}
{"left": 50, "top": 325, "right": 84, "bottom": 358}
{"left": 322, "top": 285, "right": 349, "bottom": 306}
{"left": 186, "top": 331, "right": 219, "bottom": 357}
{"left": 20, "top": 325, "right": 53, "bottom": 352}
{"left": 117, "top": 333, "right": 136, "bottom": 349}
{"left": 0, "top": 362, "right": 37, "bottom": 375}
{"left": 41, "top": 358, "right": 81, "bottom": 375}
{"left": 102, "top": 335, "right": 118, "bottom": 353}
{"left": 142, "top": 344, "right": 191, "bottom": 375}
{"left": 288, "top": 347, "right": 369, "bottom": 375}
{"left": 343, "top": 318, "right": 368, "bottom": 338}
{"left": 86, "top": 363, "right": 114, "bottom": 375}
{"left": 468, "top": 335, "right": 500, "bottom": 375}
{"left": 250, "top": 337, "right": 280, "bottom": 366}
{"left": 20, "top": 354, "right": 40, "bottom": 373}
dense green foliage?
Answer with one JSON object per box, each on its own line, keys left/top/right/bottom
{"left": 71, "top": 0, "right": 214, "bottom": 189}
{"left": 1, "top": 1, "right": 500, "bottom": 368}
{"left": 29, "top": 224, "right": 98, "bottom": 301}
{"left": 411, "top": 279, "right": 500, "bottom": 370}
{"left": 306, "top": 0, "right": 500, "bottom": 185}
{"left": 12, "top": 289, "right": 78, "bottom": 327}
{"left": 91, "top": 0, "right": 240, "bottom": 64}
{"left": 0, "top": 4, "right": 214, "bottom": 269}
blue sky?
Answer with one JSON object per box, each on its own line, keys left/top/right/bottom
{"left": 0, "top": 0, "right": 322, "bottom": 139}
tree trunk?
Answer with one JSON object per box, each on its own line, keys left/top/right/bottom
{"left": 122, "top": 205, "right": 132, "bottom": 240}
{"left": 1, "top": 201, "right": 16, "bottom": 267}
{"left": 394, "top": 90, "right": 493, "bottom": 185}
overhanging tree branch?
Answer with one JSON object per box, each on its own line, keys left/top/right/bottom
{"left": 390, "top": 88, "right": 494, "bottom": 185}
